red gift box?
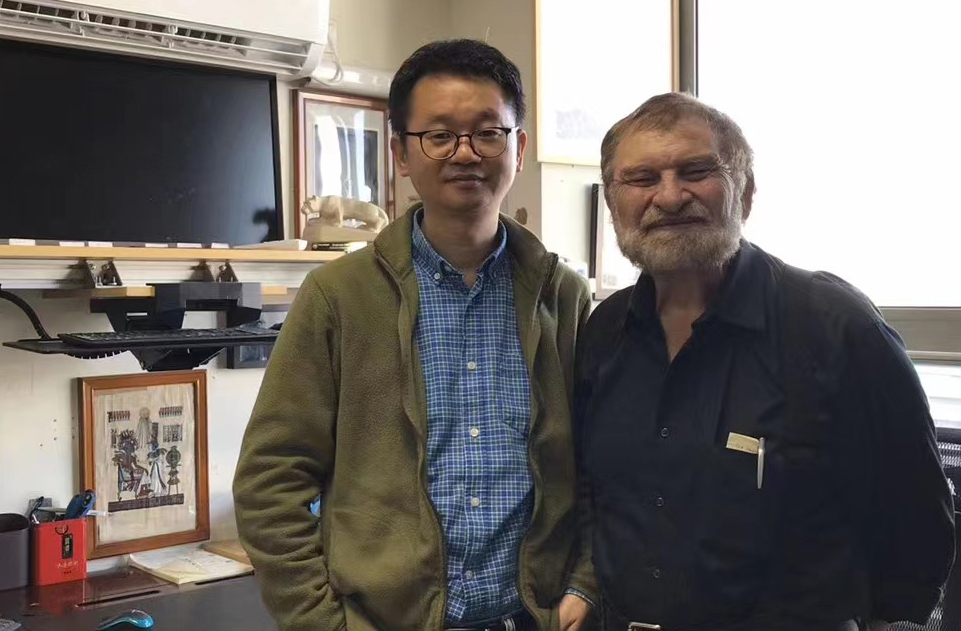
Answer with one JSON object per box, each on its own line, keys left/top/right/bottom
{"left": 32, "top": 518, "right": 88, "bottom": 585}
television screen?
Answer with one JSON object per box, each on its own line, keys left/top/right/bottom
{"left": 0, "top": 38, "right": 282, "bottom": 245}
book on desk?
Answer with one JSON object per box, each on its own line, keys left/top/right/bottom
{"left": 128, "top": 548, "right": 252, "bottom": 586}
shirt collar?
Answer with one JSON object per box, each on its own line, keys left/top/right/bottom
{"left": 628, "top": 239, "right": 768, "bottom": 332}
{"left": 411, "top": 208, "right": 510, "bottom": 282}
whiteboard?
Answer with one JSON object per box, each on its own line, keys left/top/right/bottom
{"left": 536, "top": 0, "right": 675, "bottom": 165}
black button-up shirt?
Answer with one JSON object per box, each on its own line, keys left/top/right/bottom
{"left": 575, "top": 241, "right": 954, "bottom": 629}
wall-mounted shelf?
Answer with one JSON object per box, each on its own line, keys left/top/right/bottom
{"left": 0, "top": 244, "right": 340, "bottom": 261}
{"left": 0, "top": 245, "right": 345, "bottom": 370}
{"left": 0, "top": 245, "right": 341, "bottom": 296}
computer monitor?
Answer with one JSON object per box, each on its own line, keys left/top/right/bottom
{"left": 0, "top": 38, "right": 283, "bottom": 245}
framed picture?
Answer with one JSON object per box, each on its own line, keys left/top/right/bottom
{"left": 226, "top": 309, "right": 287, "bottom": 369}
{"left": 590, "top": 184, "right": 640, "bottom": 300}
{"left": 78, "top": 370, "right": 209, "bottom": 559}
{"left": 295, "top": 90, "right": 395, "bottom": 237}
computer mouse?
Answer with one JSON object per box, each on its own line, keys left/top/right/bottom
{"left": 96, "top": 609, "right": 154, "bottom": 630}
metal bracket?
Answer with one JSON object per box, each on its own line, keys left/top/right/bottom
{"left": 216, "top": 261, "right": 238, "bottom": 283}
{"left": 81, "top": 259, "right": 123, "bottom": 288}
{"left": 193, "top": 262, "right": 215, "bottom": 282}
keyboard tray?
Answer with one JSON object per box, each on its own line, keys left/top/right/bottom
{"left": 58, "top": 325, "right": 279, "bottom": 349}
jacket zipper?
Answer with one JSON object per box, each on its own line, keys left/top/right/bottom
{"left": 375, "top": 250, "right": 449, "bottom": 629}
{"left": 377, "top": 248, "right": 559, "bottom": 628}
{"left": 516, "top": 253, "right": 559, "bottom": 618}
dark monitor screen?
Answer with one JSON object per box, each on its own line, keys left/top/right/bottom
{"left": 0, "top": 38, "right": 283, "bottom": 245}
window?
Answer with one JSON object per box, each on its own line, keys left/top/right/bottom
{"left": 916, "top": 363, "right": 961, "bottom": 430}
{"left": 699, "top": 1, "right": 961, "bottom": 307}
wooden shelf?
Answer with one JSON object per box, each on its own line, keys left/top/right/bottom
{"left": 42, "top": 286, "right": 155, "bottom": 299}
{"left": 0, "top": 244, "right": 345, "bottom": 292}
{"left": 0, "top": 244, "right": 342, "bottom": 263}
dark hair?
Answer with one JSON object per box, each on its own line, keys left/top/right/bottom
{"left": 388, "top": 39, "right": 526, "bottom": 133}
{"left": 601, "top": 92, "right": 754, "bottom": 197}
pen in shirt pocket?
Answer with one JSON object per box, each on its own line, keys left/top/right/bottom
{"left": 757, "top": 436, "right": 766, "bottom": 490}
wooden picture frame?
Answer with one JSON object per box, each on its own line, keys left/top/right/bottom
{"left": 590, "top": 184, "right": 640, "bottom": 300}
{"left": 294, "top": 90, "right": 395, "bottom": 238}
{"left": 79, "top": 370, "right": 209, "bottom": 559}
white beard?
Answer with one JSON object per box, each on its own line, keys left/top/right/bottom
{"left": 613, "top": 197, "right": 743, "bottom": 274}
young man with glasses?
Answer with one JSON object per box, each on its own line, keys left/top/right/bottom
{"left": 234, "top": 40, "right": 597, "bottom": 631}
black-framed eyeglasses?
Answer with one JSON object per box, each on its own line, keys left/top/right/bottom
{"left": 400, "top": 126, "right": 519, "bottom": 160}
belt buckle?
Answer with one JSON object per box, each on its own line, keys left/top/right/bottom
{"left": 499, "top": 613, "right": 518, "bottom": 631}
{"left": 628, "top": 624, "right": 662, "bottom": 631}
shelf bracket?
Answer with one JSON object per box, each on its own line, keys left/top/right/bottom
{"left": 216, "top": 262, "right": 238, "bottom": 283}
{"left": 81, "top": 259, "right": 123, "bottom": 288}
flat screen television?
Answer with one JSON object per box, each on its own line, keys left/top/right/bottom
{"left": 0, "top": 38, "right": 283, "bottom": 245}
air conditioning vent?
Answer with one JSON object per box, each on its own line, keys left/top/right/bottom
{"left": 0, "top": 0, "right": 320, "bottom": 75}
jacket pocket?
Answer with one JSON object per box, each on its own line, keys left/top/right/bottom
{"left": 328, "top": 506, "right": 439, "bottom": 631}
{"left": 343, "top": 597, "right": 380, "bottom": 631}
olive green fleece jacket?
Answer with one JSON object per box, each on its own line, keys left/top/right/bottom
{"left": 232, "top": 208, "right": 597, "bottom": 631}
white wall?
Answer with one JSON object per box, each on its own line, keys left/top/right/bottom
{"left": 0, "top": 298, "right": 267, "bottom": 568}
{"left": 449, "top": 0, "right": 543, "bottom": 236}
{"left": 540, "top": 163, "right": 598, "bottom": 266}
{"left": 330, "top": 0, "right": 451, "bottom": 217}
{"left": 331, "top": 0, "right": 450, "bottom": 71}
{"left": 278, "top": 81, "right": 296, "bottom": 237}
{"left": 0, "top": 0, "right": 452, "bottom": 570}
{"left": 449, "top": 0, "right": 599, "bottom": 266}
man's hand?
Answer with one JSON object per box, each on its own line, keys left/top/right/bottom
{"left": 558, "top": 593, "right": 593, "bottom": 631}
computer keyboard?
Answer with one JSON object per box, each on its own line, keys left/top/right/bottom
{"left": 59, "top": 325, "right": 279, "bottom": 349}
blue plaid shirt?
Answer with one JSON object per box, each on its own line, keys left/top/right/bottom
{"left": 412, "top": 212, "right": 533, "bottom": 624}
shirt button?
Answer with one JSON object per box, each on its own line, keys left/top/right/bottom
{"left": 660, "top": 427, "right": 670, "bottom": 438}
{"left": 466, "top": 361, "right": 477, "bottom": 371}
{"left": 655, "top": 496, "right": 665, "bottom": 507}
{"left": 470, "top": 497, "right": 481, "bottom": 507}
{"left": 464, "top": 570, "right": 474, "bottom": 580}
{"left": 433, "top": 272, "right": 441, "bottom": 281}
{"left": 652, "top": 568, "right": 661, "bottom": 579}
{"left": 469, "top": 428, "right": 480, "bottom": 438}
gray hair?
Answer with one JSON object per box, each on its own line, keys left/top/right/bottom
{"left": 600, "top": 92, "right": 755, "bottom": 201}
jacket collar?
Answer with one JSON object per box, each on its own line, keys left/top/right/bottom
{"left": 374, "top": 204, "right": 555, "bottom": 294}
{"left": 628, "top": 239, "right": 768, "bottom": 332}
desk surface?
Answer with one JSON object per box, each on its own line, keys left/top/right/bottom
{"left": 0, "top": 570, "right": 275, "bottom": 631}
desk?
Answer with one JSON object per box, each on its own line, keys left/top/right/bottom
{"left": 0, "top": 569, "right": 276, "bottom": 631}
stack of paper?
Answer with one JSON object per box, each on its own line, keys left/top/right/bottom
{"left": 128, "top": 548, "right": 253, "bottom": 585}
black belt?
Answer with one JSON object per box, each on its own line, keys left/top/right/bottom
{"left": 445, "top": 609, "right": 536, "bottom": 631}
{"left": 601, "top": 604, "right": 863, "bottom": 631}
{"left": 608, "top": 621, "right": 861, "bottom": 631}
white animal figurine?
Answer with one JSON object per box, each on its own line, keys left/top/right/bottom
{"left": 300, "top": 195, "right": 389, "bottom": 233}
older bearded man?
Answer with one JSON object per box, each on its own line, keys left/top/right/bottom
{"left": 573, "top": 92, "right": 954, "bottom": 631}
